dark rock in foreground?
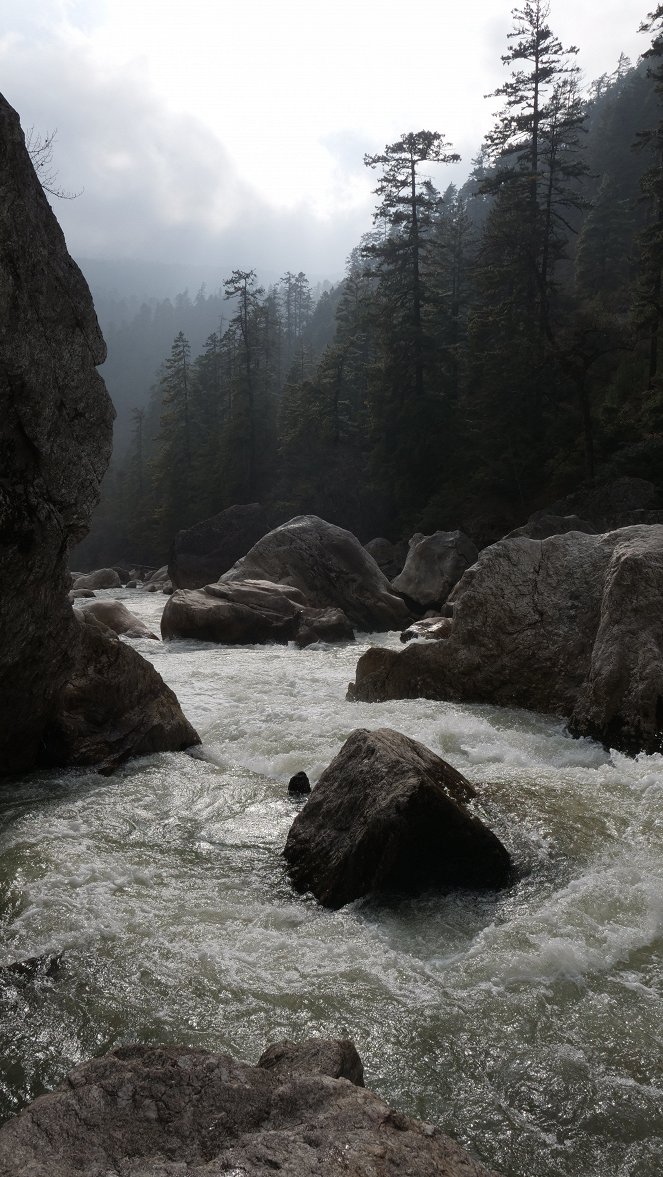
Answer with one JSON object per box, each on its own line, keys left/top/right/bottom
{"left": 0, "top": 94, "right": 113, "bottom": 774}
{"left": 220, "top": 515, "right": 410, "bottom": 631}
{"left": 288, "top": 770, "right": 311, "bottom": 795}
{"left": 41, "top": 614, "right": 200, "bottom": 773}
{"left": 169, "top": 502, "right": 278, "bottom": 589}
{"left": 349, "top": 526, "right": 663, "bottom": 756}
{"left": 284, "top": 728, "right": 512, "bottom": 909}
{"left": 0, "top": 1039, "right": 499, "bottom": 1177}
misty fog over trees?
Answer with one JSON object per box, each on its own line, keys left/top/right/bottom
{"left": 77, "top": 3, "right": 663, "bottom": 567}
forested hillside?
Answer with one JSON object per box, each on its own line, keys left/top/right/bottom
{"left": 76, "top": 5, "right": 663, "bottom": 568}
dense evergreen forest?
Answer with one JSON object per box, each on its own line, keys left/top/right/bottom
{"left": 77, "top": 3, "right": 663, "bottom": 568}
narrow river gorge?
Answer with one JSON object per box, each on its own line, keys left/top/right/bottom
{"left": 1, "top": 589, "right": 661, "bottom": 1177}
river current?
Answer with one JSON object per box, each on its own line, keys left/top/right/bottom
{"left": 1, "top": 589, "right": 661, "bottom": 1176}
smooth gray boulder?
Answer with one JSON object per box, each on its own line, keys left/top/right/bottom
{"left": 72, "top": 567, "right": 121, "bottom": 590}
{"left": 41, "top": 613, "right": 200, "bottom": 773}
{"left": 221, "top": 515, "right": 410, "bottom": 631}
{"left": 294, "top": 606, "right": 355, "bottom": 648}
{"left": 80, "top": 599, "right": 158, "bottom": 639}
{"left": 0, "top": 94, "right": 113, "bottom": 774}
{"left": 284, "top": 728, "right": 512, "bottom": 909}
{"left": 392, "top": 530, "right": 478, "bottom": 609}
{"left": 349, "top": 526, "right": 663, "bottom": 756}
{"left": 0, "top": 1039, "right": 499, "bottom": 1177}
{"left": 169, "top": 502, "right": 277, "bottom": 589}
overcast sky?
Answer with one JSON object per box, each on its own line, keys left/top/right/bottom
{"left": 0, "top": 0, "right": 652, "bottom": 286}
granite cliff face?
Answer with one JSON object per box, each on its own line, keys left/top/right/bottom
{"left": 0, "top": 94, "right": 197, "bottom": 773}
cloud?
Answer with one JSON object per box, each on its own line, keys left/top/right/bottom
{"left": 0, "top": 27, "right": 370, "bottom": 277}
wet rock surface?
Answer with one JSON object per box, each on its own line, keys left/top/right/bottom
{"left": 0, "top": 1039, "right": 499, "bottom": 1177}
{"left": 350, "top": 526, "right": 663, "bottom": 755}
{"left": 284, "top": 728, "right": 512, "bottom": 908}
{"left": 220, "top": 515, "right": 410, "bottom": 631}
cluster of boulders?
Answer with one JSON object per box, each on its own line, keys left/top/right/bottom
{"left": 0, "top": 1038, "right": 499, "bottom": 1177}
{"left": 161, "top": 515, "right": 410, "bottom": 645}
{"left": 349, "top": 524, "right": 663, "bottom": 756}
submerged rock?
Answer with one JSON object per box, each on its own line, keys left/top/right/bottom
{"left": 284, "top": 728, "right": 512, "bottom": 909}
{"left": 220, "top": 515, "right": 410, "bottom": 631}
{"left": 349, "top": 526, "right": 663, "bottom": 756}
{"left": 0, "top": 1039, "right": 499, "bottom": 1177}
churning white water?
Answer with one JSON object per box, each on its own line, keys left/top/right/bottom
{"left": 1, "top": 589, "right": 661, "bottom": 1176}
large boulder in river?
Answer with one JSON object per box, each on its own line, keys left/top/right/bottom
{"left": 0, "top": 1038, "right": 499, "bottom": 1177}
{"left": 220, "top": 515, "right": 410, "bottom": 631}
{"left": 72, "top": 567, "right": 121, "bottom": 590}
{"left": 162, "top": 579, "right": 306, "bottom": 644}
{"left": 162, "top": 580, "right": 355, "bottom": 647}
{"left": 0, "top": 95, "right": 113, "bottom": 775}
{"left": 284, "top": 728, "right": 512, "bottom": 908}
{"left": 41, "top": 613, "right": 199, "bottom": 772}
{"left": 0, "top": 95, "right": 199, "bottom": 775}
{"left": 349, "top": 526, "right": 663, "bottom": 756}
{"left": 79, "top": 599, "right": 158, "bottom": 640}
{"left": 169, "top": 502, "right": 277, "bottom": 589}
{"left": 392, "top": 529, "right": 478, "bottom": 609}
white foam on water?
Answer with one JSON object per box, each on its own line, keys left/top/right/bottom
{"left": 2, "top": 590, "right": 662, "bottom": 1176}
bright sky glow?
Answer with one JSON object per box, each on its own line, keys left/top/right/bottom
{"left": 0, "top": 0, "right": 652, "bottom": 277}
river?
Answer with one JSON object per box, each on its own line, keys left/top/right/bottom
{"left": 1, "top": 589, "right": 661, "bottom": 1176}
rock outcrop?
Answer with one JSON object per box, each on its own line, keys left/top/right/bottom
{"left": 41, "top": 613, "right": 200, "bottom": 773}
{"left": 0, "top": 94, "right": 199, "bottom": 774}
{"left": 284, "top": 728, "right": 512, "bottom": 908}
{"left": 392, "top": 529, "right": 478, "bottom": 609}
{"left": 220, "top": 515, "right": 410, "bottom": 631}
{"left": 349, "top": 526, "right": 663, "bottom": 756}
{"left": 401, "top": 616, "right": 454, "bottom": 642}
{"left": 0, "top": 95, "right": 113, "bottom": 774}
{"left": 169, "top": 502, "right": 277, "bottom": 589}
{"left": 0, "top": 1039, "right": 499, "bottom": 1177}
